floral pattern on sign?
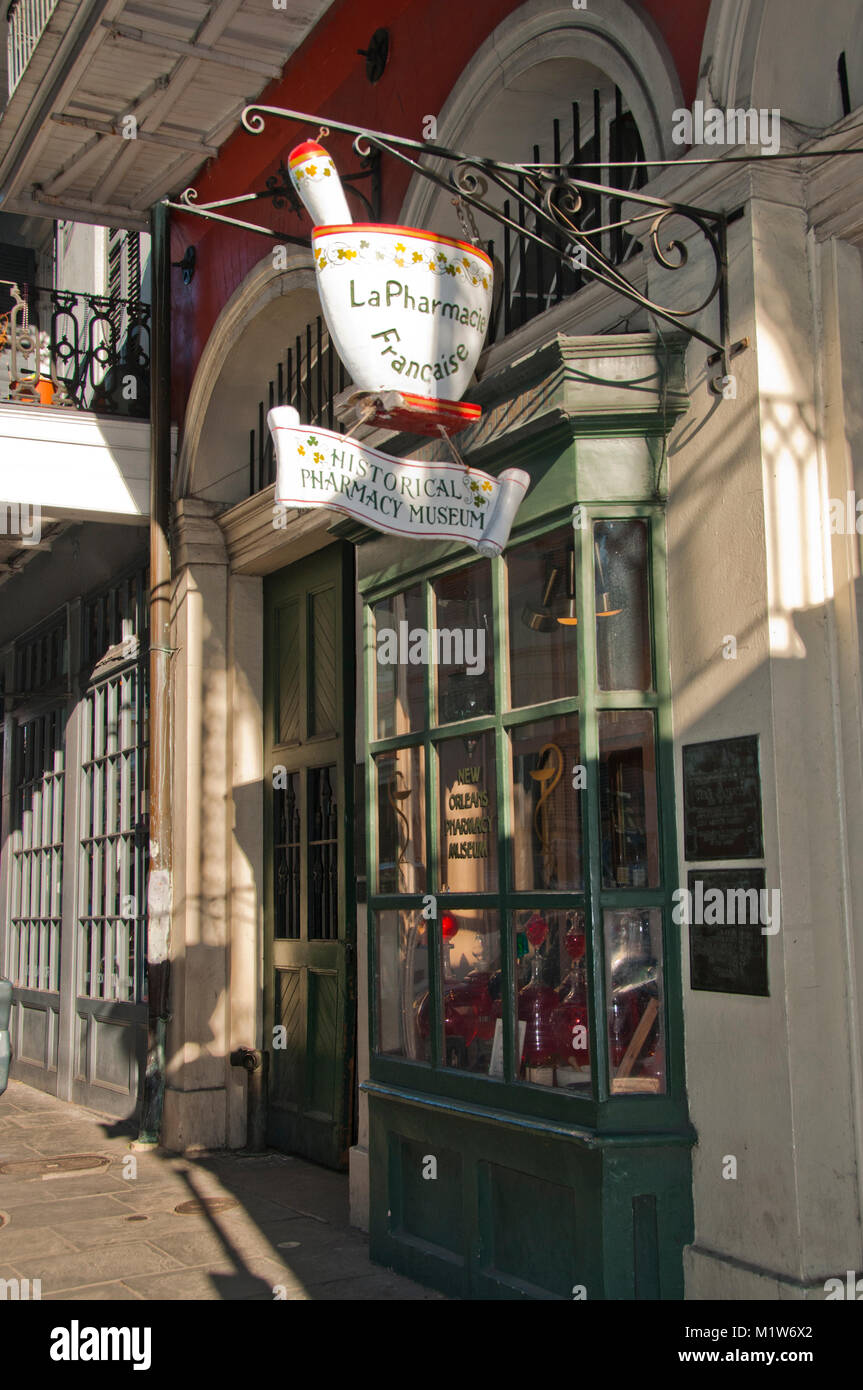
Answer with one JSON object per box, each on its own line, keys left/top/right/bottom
{"left": 293, "top": 161, "right": 334, "bottom": 182}
{"left": 314, "top": 236, "right": 490, "bottom": 289}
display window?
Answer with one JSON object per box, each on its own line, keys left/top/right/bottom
{"left": 366, "top": 508, "right": 680, "bottom": 1124}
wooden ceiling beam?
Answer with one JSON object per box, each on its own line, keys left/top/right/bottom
{"left": 101, "top": 19, "right": 282, "bottom": 78}
{"left": 96, "top": 0, "right": 247, "bottom": 205}
{"left": 51, "top": 112, "right": 218, "bottom": 155}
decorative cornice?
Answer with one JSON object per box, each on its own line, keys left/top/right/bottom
{"left": 172, "top": 498, "right": 227, "bottom": 570}
{"left": 216, "top": 483, "right": 338, "bottom": 576}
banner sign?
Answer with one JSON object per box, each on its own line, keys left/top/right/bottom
{"left": 269, "top": 406, "right": 529, "bottom": 556}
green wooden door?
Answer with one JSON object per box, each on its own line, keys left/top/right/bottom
{"left": 263, "top": 542, "right": 356, "bottom": 1169}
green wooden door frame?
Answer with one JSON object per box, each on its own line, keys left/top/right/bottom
{"left": 263, "top": 541, "right": 357, "bottom": 1169}
{"left": 362, "top": 500, "right": 691, "bottom": 1139}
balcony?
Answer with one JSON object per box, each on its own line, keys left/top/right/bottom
{"left": 0, "top": 278, "right": 153, "bottom": 523}
{"left": 6, "top": 0, "right": 59, "bottom": 98}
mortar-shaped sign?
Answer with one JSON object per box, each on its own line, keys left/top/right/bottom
{"left": 288, "top": 139, "right": 493, "bottom": 431}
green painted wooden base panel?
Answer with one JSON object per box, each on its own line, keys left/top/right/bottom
{"left": 368, "top": 1091, "right": 693, "bottom": 1300}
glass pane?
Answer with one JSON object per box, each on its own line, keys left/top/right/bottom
{"left": 375, "top": 746, "right": 426, "bottom": 893}
{"left": 439, "top": 908, "right": 501, "bottom": 1074}
{"left": 507, "top": 525, "right": 579, "bottom": 708}
{"left": 373, "top": 585, "right": 426, "bottom": 739}
{"left": 308, "top": 765, "right": 339, "bottom": 939}
{"left": 599, "top": 710, "right": 660, "bottom": 889}
{"left": 605, "top": 909, "right": 665, "bottom": 1094}
{"left": 511, "top": 714, "right": 582, "bottom": 890}
{"left": 433, "top": 560, "right": 494, "bottom": 725}
{"left": 438, "top": 731, "right": 497, "bottom": 892}
{"left": 274, "top": 771, "right": 301, "bottom": 939}
{"left": 513, "top": 908, "right": 591, "bottom": 1093}
{"left": 377, "top": 908, "right": 430, "bottom": 1063}
{"left": 595, "top": 519, "right": 651, "bottom": 690}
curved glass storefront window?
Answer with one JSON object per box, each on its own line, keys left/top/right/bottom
{"left": 366, "top": 511, "right": 674, "bottom": 1112}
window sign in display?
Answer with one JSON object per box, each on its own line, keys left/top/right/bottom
{"left": 604, "top": 909, "right": 665, "bottom": 1094}
{"left": 438, "top": 732, "right": 498, "bottom": 892}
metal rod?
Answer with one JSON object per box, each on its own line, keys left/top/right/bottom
{"left": 137, "top": 200, "right": 172, "bottom": 1147}
{"left": 258, "top": 400, "right": 264, "bottom": 493}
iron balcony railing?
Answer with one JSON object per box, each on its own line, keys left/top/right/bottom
{"left": 0, "top": 280, "right": 150, "bottom": 418}
{"left": 249, "top": 314, "right": 350, "bottom": 496}
{"left": 6, "top": 0, "right": 59, "bottom": 97}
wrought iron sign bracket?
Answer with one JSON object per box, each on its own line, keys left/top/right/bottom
{"left": 220, "top": 104, "right": 745, "bottom": 388}
{"left": 164, "top": 143, "right": 381, "bottom": 247}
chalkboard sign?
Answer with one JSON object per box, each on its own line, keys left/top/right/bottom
{"left": 683, "top": 735, "right": 763, "bottom": 861}
{"left": 688, "top": 869, "right": 769, "bottom": 996}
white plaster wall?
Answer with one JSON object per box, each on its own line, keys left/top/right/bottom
{"left": 668, "top": 189, "right": 863, "bottom": 1298}
{"left": 164, "top": 527, "right": 233, "bottom": 1152}
{"left": 227, "top": 572, "right": 265, "bottom": 1149}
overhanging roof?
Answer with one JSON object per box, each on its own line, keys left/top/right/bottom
{"left": 0, "top": 0, "right": 332, "bottom": 230}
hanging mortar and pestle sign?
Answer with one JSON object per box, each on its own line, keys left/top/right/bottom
{"left": 268, "top": 138, "right": 529, "bottom": 557}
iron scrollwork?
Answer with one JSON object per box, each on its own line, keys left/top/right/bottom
{"left": 240, "top": 104, "right": 736, "bottom": 368}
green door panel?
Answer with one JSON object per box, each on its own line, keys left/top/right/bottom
{"left": 263, "top": 542, "right": 356, "bottom": 1169}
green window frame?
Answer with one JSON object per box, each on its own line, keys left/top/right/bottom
{"left": 365, "top": 502, "right": 686, "bottom": 1134}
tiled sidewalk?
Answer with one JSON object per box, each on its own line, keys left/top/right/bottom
{"left": 0, "top": 1080, "right": 442, "bottom": 1301}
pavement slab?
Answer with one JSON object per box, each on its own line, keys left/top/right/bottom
{"left": 0, "top": 1080, "right": 443, "bottom": 1301}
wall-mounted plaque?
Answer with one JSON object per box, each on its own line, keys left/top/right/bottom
{"left": 683, "top": 735, "right": 763, "bottom": 861}
{"left": 688, "top": 869, "right": 769, "bottom": 996}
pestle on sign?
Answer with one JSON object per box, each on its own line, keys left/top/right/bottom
{"left": 268, "top": 140, "right": 529, "bottom": 551}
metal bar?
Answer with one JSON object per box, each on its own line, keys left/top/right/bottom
{"left": 258, "top": 400, "right": 264, "bottom": 494}
{"left": 267, "top": 380, "right": 275, "bottom": 485}
{"left": 163, "top": 200, "right": 307, "bottom": 244}
{"left": 517, "top": 175, "right": 526, "bottom": 328}
{"left": 316, "top": 316, "right": 323, "bottom": 425}
{"left": 612, "top": 89, "right": 622, "bottom": 265}
{"left": 594, "top": 89, "right": 603, "bottom": 264}
{"left": 553, "top": 120, "right": 562, "bottom": 303}
{"left": 138, "top": 200, "right": 172, "bottom": 1146}
{"left": 327, "top": 335, "right": 334, "bottom": 430}
{"left": 533, "top": 143, "right": 543, "bottom": 313}
{"left": 306, "top": 321, "right": 312, "bottom": 420}
{"left": 503, "top": 204, "right": 511, "bottom": 336}
{"left": 839, "top": 51, "right": 852, "bottom": 117}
